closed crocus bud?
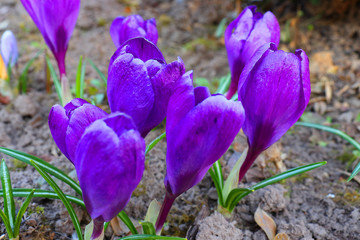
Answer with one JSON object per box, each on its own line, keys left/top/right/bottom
{"left": 238, "top": 43, "right": 311, "bottom": 181}
{"left": 1, "top": 30, "right": 18, "bottom": 67}
{"left": 225, "top": 5, "right": 280, "bottom": 99}
{"left": 48, "top": 98, "right": 107, "bottom": 164}
{"left": 110, "top": 15, "right": 158, "bottom": 48}
{"left": 20, "top": 0, "right": 80, "bottom": 76}
{"left": 155, "top": 71, "right": 245, "bottom": 232}
{"left": 75, "top": 112, "right": 145, "bottom": 239}
{"left": 108, "top": 37, "right": 185, "bottom": 137}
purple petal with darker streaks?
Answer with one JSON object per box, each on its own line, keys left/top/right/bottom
{"left": 75, "top": 113, "right": 145, "bottom": 222}
{"left": 48, "top": 104, "right": 70, "bottom": 160}
{"left": 107, "top": 53, "right": 154, "bottom": 133}
{"left": 165, "top": 95, "right": 245, "bottom": 196}
{"left": 65, "top": 103, "right": 107, "bottom": 162}
{"left": 109, "top": 38, "right": 165, "bottom": 71}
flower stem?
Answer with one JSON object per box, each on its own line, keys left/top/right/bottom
{"left": 91, "top": 219, "right": 104, "bottom": 240}
{"left": 238, "top": 147, "right": 261, "bottom": 182}
{"left": 155, "top": 192, "right": 177, "bottom": 233}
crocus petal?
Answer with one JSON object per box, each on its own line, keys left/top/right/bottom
{"left": 108, "top": 37, "right": 184, "bottom": 137}
{"left": 75, "top": 113, "right": 145, "bottom": 222}
{"left": 48, "top": 104, "right": 70, "bottom": 159}
{"left": 165, "top": 94, "right": 245, "bottom": 196}
{"left": 238, "top": 43, "right": 310, "bottom": 181}
{"left": 109, "top": 16, "right": 125, "bottom": 49}
{"left": 48, "top": 98, "right": 107, "bottom": 164}
{"left": 0, "top": 30, "right": 18, "bottom": 67}
{"left": 107, "top": 52, "right": 155, "bottom": 134}
{"left": 65, "top": 103, "right": 107, "bottom": 162}
{"left": 224, "top": 5, "right": 280, "bottom": 99}
{"left": 21, "top": 0, "right": 80, "bottom": 75}
{"left": 138, "top": 57, "right": 186, "bottom": 135}
{"left": 110, "top": 15, "right": 158, "bottom": 48}
{"left": 166, "top": 71, "right": 195, "bottom": 132}
{"left": 109, "top": 37, "right": 165, "bottom": 70}
{"left": 194, "top": 86, "right": 211, "bottom": 105}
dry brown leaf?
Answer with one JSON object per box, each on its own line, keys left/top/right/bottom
{"left": 110, "top": 216, "right": 123, "bottom": 235}
{"left": 274, "top": 232, "right": 291, "bottom": 240}
{"left": 254, "top": 207, "right": 276, "bottom": 240}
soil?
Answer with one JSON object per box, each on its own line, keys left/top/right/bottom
{"left": 1, "top": 0, "right": 360, "bottom": 239}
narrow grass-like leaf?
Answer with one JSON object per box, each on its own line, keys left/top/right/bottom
{"left": 295, "top": 122, "right": 360, "bottom": 181}
{"left": 214, "top": 18, "right": 227, "bottom": 38}
{"left": 225, "top": 188, "right": 253, "bottom": 211}
{"left": 208, "top": 168, "right": 224, "bottom": 206}
{"left": 0, "top": 188, "right": 85, "bottom": 207}
{"left": 13, "top": 189, "right": 35, "bottom": 237}
{"left": 0, "top": 208, "right": 14, "bottom": 238}
{"left": 30, "top": 160, "right": 83, "bottom": 240}
{"left": 19, "top": 50, "right": 42, "bottom": 93}
{"left": 104, "top": 221, "right": 110, "bottom": 231}
{"left": 249, "top": 161, "right": 326, "bottom": 191}
{"left": 75, "top": 56, "right": 87, "bottom": 98}
{"left": 117, "top": 235, "right": 186, "bottom": 240}
{"left": 118, "top": 211, "right": 138, "bottom": 235}
{"left": 225, "top": 161, "right": 327, "bottom": 212}
{"left": 0, "top": 147, "right": 82, "bottom": 196}
{"left": 140, "top": 221, "right": 156, "bottom": 235}
{"left": 215, "top": 73, "right": 231, "bottom": 94}
{"left": 222, "top": 148, "right": 247, "bottom": 205}
{"left": 87, "top": 58, "right": 107, "bottom": 86}
{"left": 46, "top": 55, "right": 63, "bottom": 105}
{"left": 0, "top": 160, "right": 16, "bottom": 231}
{"left": 146, "top": 132, "right": 166, "bottom": 155}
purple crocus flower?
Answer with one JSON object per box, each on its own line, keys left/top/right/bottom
{"left": 108, "top": 37, "right": 185, "bottom": 137}
{"left": 20, "top": 0, "right": 80, "bottom": 76}
{"left": 238, "top": 43, "right": 311, "bottom": 181}
{"left": 224, "top": 5, "right": 280, "bottom": 99}
{"left": 48, "top": 98, "right": 107, "bottom": 164}
{"left": 110, "top": 15, "right": 158, "bottom": 48}
{"left": 0, "top": 30, "right": 18, "bottom": 67}
{"left": 155, "top": 72, "right": 245, "bottom": 232}
{"left": 75, "top": 112, "right": 145, "bottom": 238}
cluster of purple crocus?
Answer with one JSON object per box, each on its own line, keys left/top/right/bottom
{"left": 21, "top": 1, "right": 310, "bottom": 238}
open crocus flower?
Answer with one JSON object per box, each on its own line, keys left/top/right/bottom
{"left": 108, "top": 37, "right": 185, "bottom": 137}
{"left": 110, "top": 15, "right": 158, "bottom": 48}
{"left": 1, "top": 30, "right": 18, "bottom": 67}
{"left": 238, "top": 43, "right": 311, "bottom": 182}
{"left": 155, "top": 71, "right": 245, "bottom": 232}
{"left": 48, "top": 98, "right": 107, "bottom": 163}
{"left": 224, "top": 5, "right": 280, "bottom": 99}
{"left": 75, "top": 112, "right": 145, "bottom": 239}
{"left": 20, "top": 0, "right": 80, "bottom": 76}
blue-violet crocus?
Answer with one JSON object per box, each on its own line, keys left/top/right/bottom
{"left": 75, "top": 112, "right": 145, "bottom": 238}
{"left": 108, "top": 37, "right": 185, "bottom": 137}
{"left": 110, "top": 15, "right": 158, "bottom": 48}
{"left": 238, "top": 43, "right": 311, "bottom": 182}
{"left": 20, "top": 0, "right": 80, "bottom": 76}
{"left": 48, "top": 98, "right": 107, "bottom": 164}
{"left": 0, "top": 30, "right": 18, "bottom": 67}
{"left": 224, "top": 5, "right": 280, "bottom": 99}
{"left": 155, "top": 71, "right": 245, "bottom": 232}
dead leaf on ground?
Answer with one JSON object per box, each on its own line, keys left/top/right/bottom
{"left": 254, "top": 207, "right": 276, "bottom": 240}
{"left": 310, "top": 51, "right": 338, "bottom": 76}
{"left": 274, "top": 232, "right": 291, "bottom": 240}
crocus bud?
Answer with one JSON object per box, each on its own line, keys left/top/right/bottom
{"left": 48, "top": 98, "right": 107, "bottom": 163}
{"left": 110, "top": 15, "right": 158, "bottom": 48}
{"left": 155, "top": 72, "right": 245, "bottom": 232}
{"left": 238, "top": 43, "right": 311, "bottom": 181}
{"left": 0, "top": 30, "right": 18, "bottom": 67}
{"left": 20, "top": 0, "right": 80, "bottom": 76}
{"left": 224, "top": 5, "right": 280, "bottom": 99}
{"left": 75, "top": 112, "right": 145, "bottom": 238}
{"left": 108, "top": 37, "right": 185, "bottom": 137}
